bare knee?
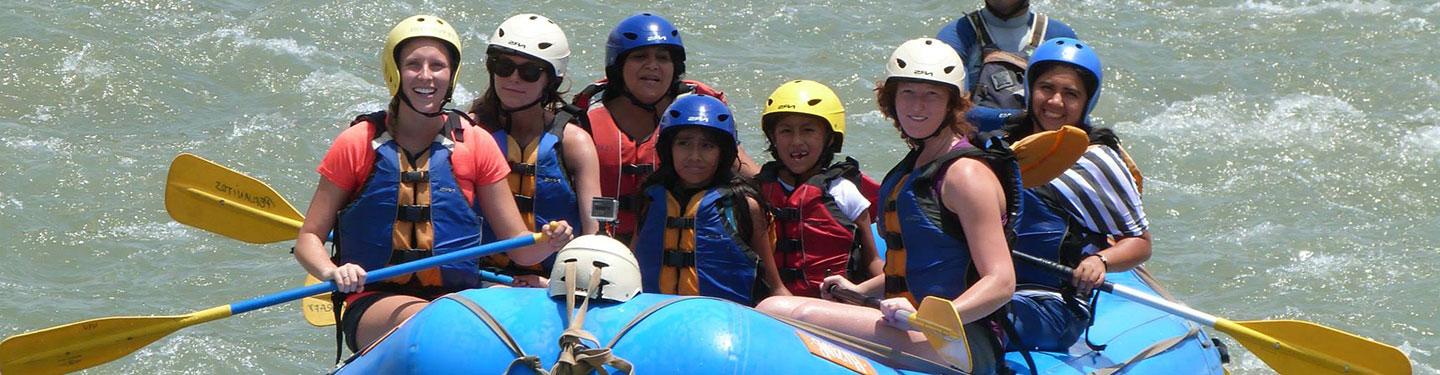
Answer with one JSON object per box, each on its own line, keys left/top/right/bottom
{"left": 355, "top": 296, "right": 429, "bottom": 349}
{"left": 756, "top": 296, "right": 808, "bottom": 317}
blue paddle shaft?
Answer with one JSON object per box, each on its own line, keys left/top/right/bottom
{"left": 231, "top": 234, "right": 538, "bottom": 314}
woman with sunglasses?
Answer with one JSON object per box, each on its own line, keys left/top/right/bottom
{"left": 467, "top": 14, "right": 599, "bottom": 287}
{"left": 574, "top": 12, "right": 760, "bottom": 245}
{"left": 295, "top": 15, "right": 571, "bottom": 353}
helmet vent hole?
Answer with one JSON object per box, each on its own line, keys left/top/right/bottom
{"left": 539, "top": 42, "right": 553, "bottom": 50}
{"left": 896, "top": 58, "right": 907, "bottom": 69}
{"left": 766, "top": 99, "right": 773, "bottom": 106}
{"left": 497, "top": 28, "right": 506, "bottom": 38}
{"left": 623, "top": 32, "right": 639, "bottom": 40}
{"left": 718, "top": 114, "right": 730, "bottom": 122}
{"left": 807, "top": 99, "right": 822, "bottom": 106}
{"left": 924, "top": 40, "right": 933, "bottom": 45}
{"left": 792, "top": 80, "right": 802, "bottom": 83}
{"left": 417, "top": 17, "right": 426, "bottom": 22}
{"left": 670, "top": 30, "right": 678, "bottom": 37}
{"left": 592, "top": 260, "right": 610, "bottom": 268}
{"left": 529, "top": 15, "right": 538, "bottom": 20}
{"left": 669, "top": 109, "right": 681, "bottom": 118}
{"left": 943, "top": 66, "right": 955, "bottom": 74}
{"left": 642, "top": 12, "right": 653, "bottom": 16}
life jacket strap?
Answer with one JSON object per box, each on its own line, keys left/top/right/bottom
{"left": 390, "top": 248, "right": 433, "bottom": 264}
{"left": 661, "top": 250, "right": 696, "bottom": 267}
{"left": 884, "top": 275, "right": 909, "bottom": 294}
{"left": 882, "top": 233, "right": 905, "bottom": 250}
{"left": 774, "top": 238, "right": 802, "bottom": 253}
{"left": 396, "top": 205, "right": 431, "bottom": 222}
{"left": 400, "top": 171, "right": 429, "bottom": 183}
{"left": 771, "top": 207, "right": 802, "bottom": 221}
{"left": 664, "top": 217, "right": 695, "bottom": 229}
{"left": 509, "top": 161, "right": 538, "bottom": 176}
{"left": 778, "top": 267, "right": 804, "bottom": 281}
{"left": 514, "top": 194, "right": 534, "bottom": 209}
{"left": 621, "top": 163, "right": 655, "bottom": 175}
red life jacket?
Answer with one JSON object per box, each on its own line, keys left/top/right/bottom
{"left": 756, "top": 157, "right": 873, "bottom": 297}
{"left": 577, "top": 79, "right": 726, "bottom": 243}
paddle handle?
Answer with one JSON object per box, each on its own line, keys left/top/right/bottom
{"left": 231, "top": 233, "right": 541, "bottom": 315}
{"left": 825, "top": 284, "right": 915, "bottom": 330}
{"left": 1009, "top": 250, "right": 1218, "bottom": 327}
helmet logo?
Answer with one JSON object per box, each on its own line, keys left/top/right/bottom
{"left": 507, "top": 41, "right": 527, "bottom": 49}
{"left": 777, "top": 104, "right": 797, "bottom": 110}
{"left": 912, "top": 70, "right": 934, "bottom": 76}
{"left": 646, "top": 35, "right": 667, "bottom": 42}
{"left": 687, "top": 115, "right": 707, "bottom": 122}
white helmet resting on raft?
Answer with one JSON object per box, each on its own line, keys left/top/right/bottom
{"left": 547, "top": 235, "right": 643, "bottom": 303}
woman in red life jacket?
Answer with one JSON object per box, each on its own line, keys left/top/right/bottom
{"left": 292, "top": 15, "right": 571, "bottom": 353}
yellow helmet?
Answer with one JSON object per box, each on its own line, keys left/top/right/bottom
{"left": 381, "top": 15, "right": 462, "bottom": 100}
{"left": 762, "top": 80, "right": 846, "bottom": 136}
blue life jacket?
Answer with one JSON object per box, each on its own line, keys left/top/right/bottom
{"left": 335, "top": 112, "right": 485, "bottom": 290}
{"left": 633, "top": 184, "right": 759, "bottom": 305}
{"left": 479, "top": 110, "right": 580, "bottom": 275}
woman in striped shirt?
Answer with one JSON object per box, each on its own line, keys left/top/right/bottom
{"left": 1001, "top": 38, "right": 1151, "bottom": 352}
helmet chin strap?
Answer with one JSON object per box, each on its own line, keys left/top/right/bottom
{"left": 398, "top": 91, "right": 449, "bottom": 118}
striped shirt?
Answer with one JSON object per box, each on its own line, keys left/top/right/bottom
{"left": 1040, "top": 144, "right": 1148, "bottom": 246}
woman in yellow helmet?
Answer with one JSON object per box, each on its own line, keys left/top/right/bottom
{"left": 293, "top": 15, "right": 571, "bottom": 353}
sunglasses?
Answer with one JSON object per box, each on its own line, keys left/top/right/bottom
{"left": 487, "top": 57, "right": 547, "bottom": 83}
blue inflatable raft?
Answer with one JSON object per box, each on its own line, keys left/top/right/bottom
{"left": 333, "top": 268, "right": 1225, "bottom": 374}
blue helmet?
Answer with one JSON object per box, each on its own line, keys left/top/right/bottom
{"left": 1025, "top": 37, "right": 1103, "bottom": 123}
{"left": 659, "top": 94, "right": 737, "bottom": 146}
{"left": 605, "top": 12, "right": 686, "bottom": 75}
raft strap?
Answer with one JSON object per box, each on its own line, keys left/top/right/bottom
{"left": 549, "top": 262, "right": 635, "bottom": 375}
{"left": 1088, "top": 324, "right": 1200, "bottom": 375}
{"left": 437, "top": 293, "right": 548, "bottom": 374}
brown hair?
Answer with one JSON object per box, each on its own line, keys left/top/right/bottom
{"left": 874, "top": 79, "right": 975, "bottom": 148}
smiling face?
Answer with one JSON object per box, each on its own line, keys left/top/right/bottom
{"left": 768, "top": 114, "right": 831, "bottom": 176}
{"left": 670, "top": 127, "right": 722, "bottom": 188}
{"left": 893, "top": 81, "right": 952, "bottom": 140}
{"left": 1029, "top": 66, "right": 1089, "bottom": 131}
{"left": 490, "top": 53, "right": 550, "bottom": 109}
{"left": 621, "top": 46, "right": 676, "bottom": 103}
{"left": 397, "top": 38, "right": 453, "bottom": 114}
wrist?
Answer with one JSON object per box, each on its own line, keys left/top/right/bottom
{"left": 1088, "top": 253, "right": 1109, "bottom": 271}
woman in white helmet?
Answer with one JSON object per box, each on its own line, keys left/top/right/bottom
{"left": 758, "top": 38, "right": 1017, "bottom": 374}
{"left": 294, "top": 15, "right": 571, "bottom": 354}
{"left": 466, "top": 14, "right": 599, "bottom": 288}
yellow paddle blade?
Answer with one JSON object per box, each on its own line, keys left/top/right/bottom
{"left": 911, "top": 296, "right": 972, "bottom": 373}
{"left": 1219, "top": 319, "right": 1411, "bottom": 375}
{"left": 0, "top": 306, "right": 231, "bottom": 374}
{"left": 1010, "top": 125, "right": 1088, "bottom": 188}
{"left": 301, "top": 274, "right": 337, "bottom": 327}
{"left": 165, "top": 153, "right": 303, "bottom": 244}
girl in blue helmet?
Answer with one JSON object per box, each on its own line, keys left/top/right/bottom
{"left": 1000, "top": 37, "right": 1152, "bottom": 353}
{"left": 575, "top": 12, "right": 760, "bottom": 245}
{"left": 465, "top": 14, "right": 600, "bottom": 287}
{"left": 630, "top": 94, "right": 785, "bottom": 306}
{"left": 759, "top": 38, "right": 1018, "bottom": 374}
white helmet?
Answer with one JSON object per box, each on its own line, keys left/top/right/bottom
{"left": 885, "top": 38, "right": 966, "bottom": 93}
{"left": 547, "top": 235, "right": 642, "bottom": 303}
{"left": 488, "top": 13, "right": 571, "bottom": 79}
